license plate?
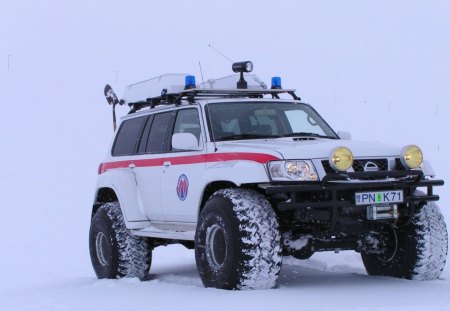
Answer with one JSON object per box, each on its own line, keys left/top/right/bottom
{"left": 355, "top": 190, "right": 403, "bottom": 206}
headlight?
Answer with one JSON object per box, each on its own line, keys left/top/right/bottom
{"left": 329, "top": 147, "right": 353, "bottom": 172}
{"left": 268, "top": 160, "right": 318, "bottom": 181}
{"left": 401, "top": 145, "right": 423, "bottom": 169}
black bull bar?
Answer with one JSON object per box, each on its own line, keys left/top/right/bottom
{"left": 259, "top": 170, "right": 444, "bottom": 211}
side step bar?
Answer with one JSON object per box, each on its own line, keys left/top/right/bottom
{"left": 131, "top": 226, "right": 195, "bottom": 241}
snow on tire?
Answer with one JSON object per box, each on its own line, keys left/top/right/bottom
{"left": 195, "top": 188, "right": 282, "bottom": 290}
{"left": 411, "top": 199, "right": 448, "bottom": 280}
{"left": 362, "top": 191, "right": 448, "bottom": 280}
{"left": 89, "top": 202, "right": 152, "bottom": 279}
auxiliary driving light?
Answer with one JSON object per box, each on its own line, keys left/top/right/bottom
{"left": 232, "top": 61, "right": 253, "bottom": 73}
{"left": 400, "top": 145, "right": 423, "bottom": 169}
{"left": 329, "top": 147, "right": 353, "bottom": 172}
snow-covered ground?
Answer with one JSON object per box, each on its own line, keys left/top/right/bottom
{"left": 1, "top": 1, "right": 449, "bottom": 310}
{"left": 3, "top": 244, "right": 450, "bottom": 311}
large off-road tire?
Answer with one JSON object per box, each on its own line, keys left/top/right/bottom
{"left": 195, "top": 188, "right": 282, "bottom": 290}
{"left": 89, "top": 202, "right": 152, "bottom": 279}
{"left": 361, "top": 197, "right": 448, "bottom": 280}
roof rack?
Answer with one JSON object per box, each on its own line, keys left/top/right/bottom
{"left": 127, "top": 88, "right": 301, "bottom": 114}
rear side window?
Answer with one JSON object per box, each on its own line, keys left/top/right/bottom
{"left": 112, "top": 116, "right": 147, "bottom": 156}
{"left": 146, "top": 112, "right": 174, "bottom": 154}
{"left": 136, "top": 115, "right": 154, "bottom": 154}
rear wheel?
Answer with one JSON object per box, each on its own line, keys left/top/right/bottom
{"left": 195, "top": 188, "right": 282, "bottom": 290}
{"left": 89, "top": 202, "right": 152, "bottom": 279}
{"left": 361, "top": 199, "right": 447, "bottom": 280}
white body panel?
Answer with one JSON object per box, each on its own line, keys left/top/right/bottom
{"left": 96, "top": 170, "right": 149, "bottom": 229}
{"left": 132, "top": 157, "right": 164, "bottom": 222}
{"left": 161, "top": 152, "right": 206, "bottom": 223}
{"left": 216, "top": 139, "right": 400, "bottom": 160}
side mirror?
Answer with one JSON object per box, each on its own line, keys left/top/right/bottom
{"left": 172, "top": 133, "right": 201, "bottom": 151}
{"left": 338, "top": 131, "right": 352, "bottom": 140}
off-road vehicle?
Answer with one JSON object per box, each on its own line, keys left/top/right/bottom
{"left": 89, "top": 62, "right": 447, "bottom": 289}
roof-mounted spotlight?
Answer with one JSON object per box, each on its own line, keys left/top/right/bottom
{"left": 232, "top": 61, "right": 253, "bottom": 73}
{"left": 232, "top": 61, "right": 253, "bottom": 89}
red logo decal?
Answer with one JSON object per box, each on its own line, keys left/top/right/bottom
{"left": 176, "top": 174, "right": 189, "bottom": 201}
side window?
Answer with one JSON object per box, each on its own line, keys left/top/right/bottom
{"left": 172, "top": 109, "right": 202, "bottom": 150}
{"left": 146, "top": 112, "right": 173, "bottom": 154}
{"left": 136, "top": 115, "right": 154, "bottom": 154}
{"left": 112, "top": 116, "right": 147, "bottom": 156}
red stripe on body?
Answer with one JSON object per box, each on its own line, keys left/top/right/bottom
{"left": 205, "top": 153, "right": 279, "bottom": 164}
{"left": 100, "top": 158, "right": 163, "bottom": 173}
{"left": 99, "top": 152, "right": 279, "bottom": 174}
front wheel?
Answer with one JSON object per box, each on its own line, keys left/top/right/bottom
{"left": 195, "top": 188, "right": 282, "bottom": 290}
{"left": 361, "top": 199, "right": 448, "bottom": 280}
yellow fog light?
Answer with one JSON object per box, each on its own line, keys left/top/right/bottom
{"left": 401, "top": 145, "right": 423, "bottom": 169}
{"left": 329, "top": 147, "right": 353, "bottom": 172}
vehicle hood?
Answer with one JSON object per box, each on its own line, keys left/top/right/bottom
{"left": 216, "top": 138, "right": 401, "bottom": 160}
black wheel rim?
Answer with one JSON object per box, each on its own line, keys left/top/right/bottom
{"left": 205, "top": 224, "right": 227, "bottom": 270}
{"left": 95, "top": 232, "right": 110, "bottom": 267}
{"left": 377, "top": 225, "right": 399, "bottom": 263}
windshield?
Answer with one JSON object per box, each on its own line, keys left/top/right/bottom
{"left": 206, "top": 102, "right": 338, "bottom": 142}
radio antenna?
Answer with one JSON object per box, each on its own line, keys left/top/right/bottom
{"left": 198, "top": 61, "right": 217, "bottom": 152}
{"left": 198, "top": 61, "right": 206, "bottom": 89}
{"left": 209, "top": 44, "right": 233, "bottom": 63}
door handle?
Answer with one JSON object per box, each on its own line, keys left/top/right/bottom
{"left": 163, "top": 161, "right": 171, "bottom": 167}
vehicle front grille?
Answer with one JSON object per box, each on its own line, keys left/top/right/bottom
{"left": 322, "top": 159, "right": 389, "bottom": 178}
{"left": 353, "top": 159, "right": 388, "bottom": 172}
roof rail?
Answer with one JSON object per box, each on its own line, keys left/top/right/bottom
{"left": 127, "top": 88, "right": 301, "bottom": 114}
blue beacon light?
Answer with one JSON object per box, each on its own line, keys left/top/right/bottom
{"left": 185, "top": 75, "right": 196, "bottom": 89}
{"left": 271, "top": 77, "right": 282, "bottom": 89}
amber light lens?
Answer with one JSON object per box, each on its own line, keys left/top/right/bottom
{"left": 401, "top": 145, "right": 423, "bottom": 169}
{"left": 329, "top": 147, "right": 353, "bottom": 172}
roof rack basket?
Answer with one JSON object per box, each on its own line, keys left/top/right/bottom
{"left": 128, "top": 88, "right": 301, "bottom": 114}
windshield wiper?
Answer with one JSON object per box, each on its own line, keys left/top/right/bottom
{"left": 281, "top": 132, "right": 338, "bottom": 139}
{"left": 219, "top": 133, "right": 281, "bottom": 141}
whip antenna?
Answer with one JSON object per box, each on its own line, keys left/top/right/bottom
{"left": 198, "top": 61, "right": 206, "bottom": 89}
{"left": 198, "top": 61, "right": 217, "bottom": 152}
{"left": 208, "top": 44, "right": 233, "bottom": 63}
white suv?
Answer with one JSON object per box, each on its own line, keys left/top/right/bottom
{"left": 89, "top": 62, "right": 447, "bottom": 290}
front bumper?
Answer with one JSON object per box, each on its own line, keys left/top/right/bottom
{"left": 259, "top": 170, "right": 444, "bottom": 211}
